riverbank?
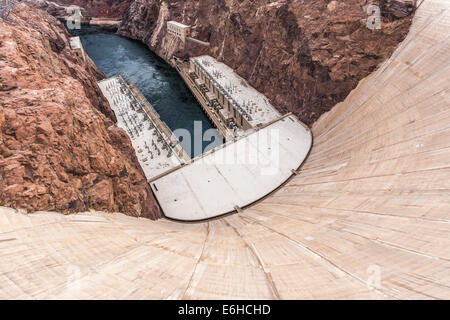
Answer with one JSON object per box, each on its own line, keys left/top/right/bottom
{"left": 117, "top": 0, "right": 415, "bottom": 127}
{"left": 73, "top": 26, "right": 218, "bottom": 158}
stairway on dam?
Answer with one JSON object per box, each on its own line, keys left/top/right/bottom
{"left": 0, "top": 0, "right": 449, "bottom": 299}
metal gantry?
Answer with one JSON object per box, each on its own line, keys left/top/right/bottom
{"left": 0, "top": 0, "right": 27, "bottom": 21}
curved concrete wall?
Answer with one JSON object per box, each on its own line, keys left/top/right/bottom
{"left": 152, "top": 115, "right": 312, "bottom": 221}
{"left": 0, "top": 0, "right": 449, "bottom": 299}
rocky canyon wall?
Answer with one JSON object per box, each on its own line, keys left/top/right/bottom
{"left": 118, "top": 0, "right": 416, "bottom": 125}
{"left": 0, "top": 4, "right": 161, "bottom": 219}
{"left": 34, "top": 0, "right": 132, "bottom": 19}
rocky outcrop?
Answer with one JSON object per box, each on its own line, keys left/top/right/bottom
{"left": 0, "top": 4, "right": 161, "bottom": 219}
{"left": 31, "top": 0, "right": 68, "bottom": 17}
{"left": 35, "top": 0, "right": 132, "bottom": 19}
{"left": 118, "top": 0, "right": 415, "bottom": 126}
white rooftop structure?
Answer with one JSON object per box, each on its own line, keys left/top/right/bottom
{"left": 151, "top": 115, "right": 312, "bottom": 221}
{"left": 191, "top": 55, "right": 281, "bottom": 127}
{"left": 168, "top": 21, "right": 190, "bottom": 29}
{"left": 98, "top": 77, "right": 183, "bottom": 180}
{"left": 69, "top": 36, "right": 82, "bottom": 50}
{"left": 69, "top": 36, "right": 85, "bottom": 61}
{"left": 167, "top": 21, "right": 190, "bottom": 42}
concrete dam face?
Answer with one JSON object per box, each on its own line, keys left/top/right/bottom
{"left": 0, "top": 0, "right": 449, "bottom": 299}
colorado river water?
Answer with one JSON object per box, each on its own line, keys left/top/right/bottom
{"left": 72, "top": 27, "right": 217, "bottom": 158}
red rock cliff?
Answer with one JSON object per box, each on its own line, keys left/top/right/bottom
{"left": 0, "top": 4, "right": 161, "bottom": 219}
{"left": 118, "top": 0, "right": 415, "bottom": 125}
{"left": 36, "top": 0, "right": 131, "bottom": 19}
